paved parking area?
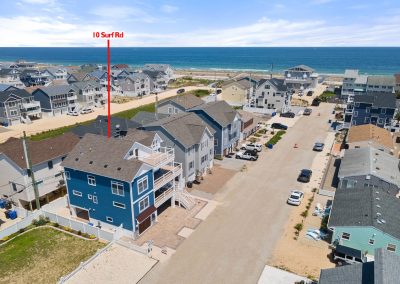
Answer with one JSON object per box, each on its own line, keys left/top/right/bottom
{"left": 140, "top": 103, "right": 335, "bottom": 284}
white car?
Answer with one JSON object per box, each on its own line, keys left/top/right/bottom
{"left": 235, "top": 151, "right": 258, "bottom": 161}
{"left": 80, "top": 107, "right": 94, "bottom": 114}
{"left": 67, "top": 111, "right": 79, "bottom": 116}
{"left": 241, "top": 143, "right": 262, "bottom": 152}
{"left": 287, "top": 190, "right": 304, "bottom": 206}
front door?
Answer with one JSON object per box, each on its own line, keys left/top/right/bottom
{"left": 138, "top": 217, "right": 151, "bottom": 234}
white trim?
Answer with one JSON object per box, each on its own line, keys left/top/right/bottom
{"left": 88, "top": 194, "right": 92, "bottom": 200}
{"left": 111, "top": 181, "right": 124, "bottom": 196}
{"left": 106, "top": 216, "right": 113, "bottom": 222}
{"left": 138, "top": 196, "right": 150, "bottom": 213}
{"left": 65, "top": 171, "right": 70, "bottom": 180}
{"left": 341, "top": 232, "right": 351, "bottom": 240}
{"left": 137, "top": 176, "right": 148, "bottom": 195}
{"left": 72, "top": 190, "right": 82, "bottom": 197}
{"left": 87, "top": 175, "right": 96, "bottom": 186}
{"left": 113, "top": 201, "right": 126, "bottom": 209}
{"left": 93, "top": 195, "right": 98, "bottom": 204}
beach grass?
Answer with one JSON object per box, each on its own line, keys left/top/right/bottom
{"left": 0, "top": 227, "right": 104, "bottom": 284}
{"left": 168, "top": 76, "right": 212, "bottom": 88}
{"left": 318, "top": 91, "right": 336, "bottom": 102}
{"left": 113, "top": 102, "right": 156, "bottom": 119}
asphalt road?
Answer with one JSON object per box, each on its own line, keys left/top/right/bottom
{"left": 140, "top": 103, "right": 334, "bottom": 284}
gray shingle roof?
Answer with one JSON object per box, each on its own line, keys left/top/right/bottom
{"left": 0, "top": 84, "right": 14, "bottom": 92}
{"left": 190, "top": 100, "right": 239, "bottom": 128}
{"left": 144, "top": 112, "right": 215, "bottom": 148}
{"left": 0, "top": 89, "right": 32, "bottom": 103}
{"left": 61, "top": 134, "right": 144, "bottom": 182}
{"left": 287, "top": 65, "right": 314, "bottom": 72}
{"left": 35, "top": 85, "right": 76, "bottom": 97}
{"left": 143, "top": 64, "right": 171, "bottom": 72}
{"left": 319, "top": 248, "right": 400, "bottom": 284}
{"left": 131, "top": 111, "right": 169, "bottom": 126}
{"left": 328, "top": 187, "right": 400, "bottom": 239}
{"left": 159, "top": 94, "right": 205, "bottom": 110}
{"left": 258, "top": 78, "right": 287, "bottom": 92}
{"left": 367, "top": 76, "right": 396, "bottom": 86}
{"left": 353, "top": 93, "right": 396, "bottom": 109}
{"left": 338, "top": 147, "right": 400, "bottom": 187}
{"left": 72, "top": 80, "right": 101, "bottom": 90}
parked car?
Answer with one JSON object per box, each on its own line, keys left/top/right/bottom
{"left": 280, "top": 112, "right": 295, "bottom": 118}
{"left": 67, "top": 110, "right": 79, "bottom": 116}
{"left": 287, "top": 190, "right": 304, "bottom": 206}
{"left": 80, "top": 107, "right": 94, "bottom": 114}
{"left": 177, "top": 88, "right": 185, "bottom": 94}
{"left": 236, "top": 151, "right": 258, "bottom": 161}
{"left": 297, "top": 169, "right": 312, "bottom": 183}
{"left": 313, "top": 142, "right": 325, "bottom": 152}
{"left": 303, "top": 108, "right": 312, "bottom": 116}
{"left": 306, "top": 91, "right": 313, "bottom": 96}
{"left": 271, "top": 123, "right": 288, "bottom": 130}
{"left": 311, "top": 98, "right": 321, "bottom": 106}
{"left": 241, "top": 143, "right": 262, "bottom": 152}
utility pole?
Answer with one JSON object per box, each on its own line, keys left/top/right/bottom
{"left": 22, "top": 131, "right": 40, "bottom": 210}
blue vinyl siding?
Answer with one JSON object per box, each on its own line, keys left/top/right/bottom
{"left": 350, "top": 102, "right": 395, "bottom": 128}
{"left": 132, "top": 170, "right": 155, "bottom": 227}
{"left": 65, "top": 167, "right": 134, "bottom": 230}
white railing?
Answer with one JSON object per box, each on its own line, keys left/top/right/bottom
{"left": 154, "top": 187, "right": 174, "bottom": 207}
{"left": 153, "top": 164, "right": 182, "bottom": 190}
{"left": 67, "top": 95, "right": 77, "bottom": 101}
{"left": 175, "top": 187, "right": 196, "bottom": 210}
{"left": 0, "top": 210, "right": 42, "bottom": 240}
{"left": 140, "top": 147, "right": 174, "bottom": 167}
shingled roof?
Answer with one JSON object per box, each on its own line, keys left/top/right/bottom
{"left": 353, "top": 93, "right": 396, "bottom": 109}
{"left": 328, "top": 187, "right": 400, "bottom": 239}
{"left": 131, "top": 111, "right": 169, "bottom": 126}
{"left": 190, "top": 100, "right": 239, "bottom": 128}
{"left": 319, "top": 249, "right": 400, "bottom": 284}
{"left": 61, "top": 133, "right": 150, "bottom": 182}
{"left": 0, "top": 132, "right": 79, "bottom": 169}
{"left": 159, "top": 94, "right": 205, "bottom": 110}
{"left": 144, "top": 112, "right": 215, "bottom": 148}
{"left": 0, "top": 89, "right": 32, "bottom": 103}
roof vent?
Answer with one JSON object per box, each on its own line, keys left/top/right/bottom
{"left": 117, "top": 167, "right": 121, "bottom": 171}
{"left": 75, "top": 158, "right": 79, "bottom": 161}
{"left": 376, "top": 167, "right": 380, "bottom": 170}
{"left": 89, "top": 161, "right": 93, "bottom": 164}
{"left": 377, "top": 212, "right": 382, "bottom": 217}
{"left": 376, "top": 197, "right": 380, "bottom": 201}
{"left": 376, "top": 204, "right": 381, "bottom": 208}
{"left": 381, "top": 219, "right": 386, "bottom": 224}
{"left": 104, "top": 164, "right": 108, "bottom": 168}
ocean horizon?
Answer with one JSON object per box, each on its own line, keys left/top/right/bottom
{"left": 0, "top": 47, "right": 399, "bottom": 75}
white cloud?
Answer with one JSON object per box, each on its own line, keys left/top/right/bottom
{"left": 311, "top": 0, "right": 333, "bottom": 4}
{"left": 20, "top": 0, "right": 55, "bottom": 3}
{"left": 161, "top": 4, "right": 179, "bottom": 13}
{"left": 90, "top": 5, "right": 156, "bottom": 23}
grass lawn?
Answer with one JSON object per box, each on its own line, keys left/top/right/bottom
{"left": 318, "top": 91, "right": 336, "bottom": 102}
{"left": 265, "top": 130, "right": 286, "bottom": 146}
{"left": 184, "top": 89, "right": 211, "bottom": 98}
{"left": 0, "top": 227, "right": 104, "bottom": 284}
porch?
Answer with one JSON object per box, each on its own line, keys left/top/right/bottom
{"left": 140, "top": 147, "right": 174, "bottom": 168}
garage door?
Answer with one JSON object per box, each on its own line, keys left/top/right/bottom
{"left": 138, "top": 217, "right": 151, "bottom": 234}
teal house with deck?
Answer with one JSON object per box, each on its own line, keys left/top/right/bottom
{"left": 328, "top": 186, "right": 400, "bottom": 261}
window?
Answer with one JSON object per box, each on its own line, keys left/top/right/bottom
{"left": 139, "top": 196, "right": 150, "bottom": 213}
{"left": 73, "top": 190, "right": 82, "bottom": 197}
{"left": 87, "top": 175, "right": 96, "bottom": 186}
{"left": 106, "top": 216, "right": 113, "bottom": 222}
{"left": 353, "top": 111, "right": 358, "bottom": 117}
{"left": 10, "top": 110, "right": 18, "bottom": 116}
{"left": 93, "top": 196, "right": 98, "bottom": 204}
{"left": 387, "top": 244, "right": 397, "bottom": 252}
{"left": 168, "top": 107, "right": 173, "bottom": 114}
{"left": 111, "top": 181, "right": 124, "bottom": 196}
{"left": 65, "top": 171, "right": 70, "bottom": 180}
{"left": 368, "top": 239, "right": 375, "bottom": 245}
{"left": 214, "top": 139, "right": 218, "bottom": 146}
{"left": 47, "top": 160, "right": 53, "bottom": 169}
{"left": 381, "top": 108, "right": 386, "bottom": 114}
{"left": 341, "top": 232, "right": 351, "bottom": 240}
{"left": 88, "top": 194, "right": 92, "bottom": 200}
{"left": 113, "top": 201, "right": 126, "bottom": 209}
{"left": 137, "top": 176, "right": 148, "bottom": 194}
{"left": 189, "top": 161, "right": 194, "bottom": 170}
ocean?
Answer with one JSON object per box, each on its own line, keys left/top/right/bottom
{"left": 0, "top": 47, "right": 399, "bottom": 75}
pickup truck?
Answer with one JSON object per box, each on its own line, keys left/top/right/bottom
{"left": 241, "top": 143, "right": 262, "bottom": 152}
{"left": 235, "top": 151, "right": 258, "bottom": 161}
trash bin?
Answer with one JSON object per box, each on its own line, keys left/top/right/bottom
{"left": 0, "top": 199, "right": 5, "bottom": 209}
{"left": 328, "top": 119, "right": 332, "bottom": 123}
{"left": 267, "top": 143, "right": 274, "bottom": 149}
{"left": 272, "top": 112, "right": 276, "bottom": 117}
{"left": 8, "top": 210, "right": 17, "bottom": 220}
{"left": 187, "top": 181, "right": 193, "bottom": 188}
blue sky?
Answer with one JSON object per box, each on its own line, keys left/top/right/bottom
{"left": 0, "top": 0, "right": 399, "bottom": 46}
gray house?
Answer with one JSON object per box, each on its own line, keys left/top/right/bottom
{"left": 338, "top": 146, "right": 400, "bottom": 195}
{"left": 33, "top": 85, "right": 78, "bottom": 116}
{"left": 72, "top": 80, "right": 105, "bottom": 108}
{"left": 0, "top": 89, "right": 42, "bottom": 126}
{"left": 157, "top": 94, "right": 205, "bottom": 115}
{"left": 283, "top": 65, "right": 318, "bottom": 91}
{"left": 319, "top": 248, "right": 400, "bottom": 284}
{"left": 366, "top": 76, "right": 396, "bottom": 94}
{"left": 249, "top": 78, "right": 291, "bottom": 114}
{"left": 142, "top": 112, "right": 215, "bottom": 182}
{"left": 118, "top": 73, "right": 151, "bottom": 97}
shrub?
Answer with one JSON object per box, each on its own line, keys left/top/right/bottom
{"left": 253, "top": 133, "right": 262, "bottom": 137}
{"left": 32, "top": 216, "right": 49, "bottom": 227}
{"left": 294, "top": 223, "right": 303, "bottom": 232}
{"left": 54, "top": 222, "right": 60, "bottom": 228}
{"left": 77, "top": 230, "right": 82, "bottom": 236}
{"left": 18, "top": 228, "right": 25, "bottom": 234}
{"left": 301, "top": 211, "right": 308, "bottom": 218}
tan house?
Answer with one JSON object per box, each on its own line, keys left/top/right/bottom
{"left": 221, "top": 78, "right": 255, "bottom": 106}
{"left": 237, "top": 110, "right": 261, "bottom": 140}
{"left": 346, "top": 124, "right": 394, "bottom": 154}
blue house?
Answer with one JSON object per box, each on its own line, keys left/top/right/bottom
{"left": 188, "top": 101, "right": 242, "bottom": 158}
{"left": 62, "top": 131, "right": 193, "bottom": 237}
{"left": 344, "top": 93, "right": 396, "bottom": 129}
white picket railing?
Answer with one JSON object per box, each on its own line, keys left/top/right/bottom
{"left": 0, "top": 210, "right": 42, "bottom": 240}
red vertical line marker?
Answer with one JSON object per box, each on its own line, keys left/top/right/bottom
{"left": 107, "top": 39, "right": 111, "bottom": 138}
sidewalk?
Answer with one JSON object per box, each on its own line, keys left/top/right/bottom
{"left": 0, "top": 86, "right": 209, "bottom": 143}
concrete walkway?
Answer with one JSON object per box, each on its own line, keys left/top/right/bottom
{"left": 139, "top": 103, "right": 334, "bottom": 284}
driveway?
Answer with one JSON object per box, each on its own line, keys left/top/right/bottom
{"left": 140, "top": 103, "right": 334, "bottom": 284}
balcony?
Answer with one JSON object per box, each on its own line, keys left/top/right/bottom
{"left": 153, "top": 164, "right": 182, "bottom": 191}
{"left": 140, "top": 147, "right": 174, "bottom": 168}
{"left": 20, "top": 101, "right": 41, "bottom": 115}
{"left": 154, "top": 186, "right": 174, "bottom": 207}
{"left": 67, "top": 95, "right": 77, "bottom": 101}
